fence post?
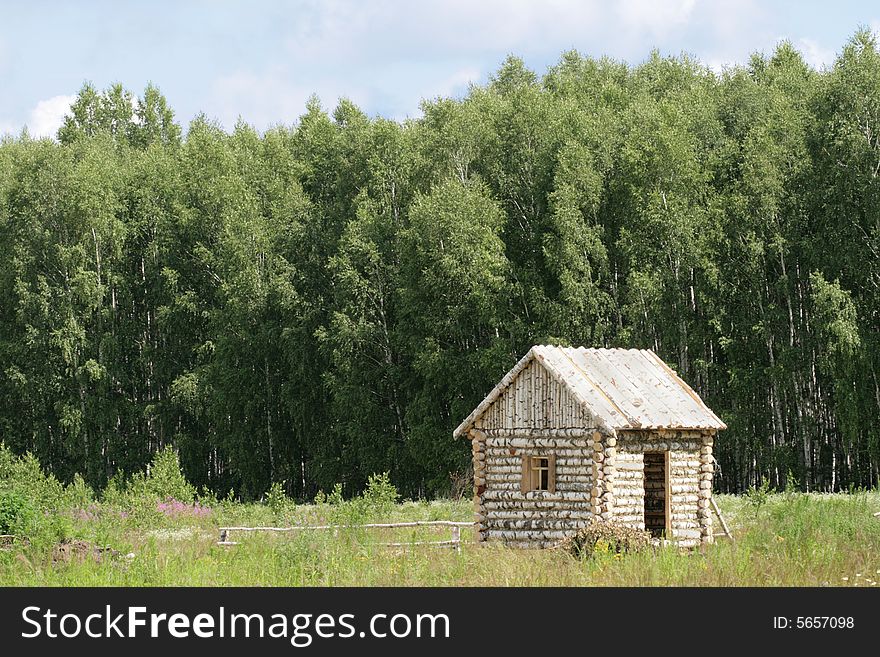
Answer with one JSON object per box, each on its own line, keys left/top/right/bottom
{"left": 452, "top": 526, "right": 461, "bottom": 553}
{"left": 219, "top": 528, "right": 228, "bottom": 543}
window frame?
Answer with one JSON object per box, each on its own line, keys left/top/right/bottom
{"left": 531, "top": 456, "right": 550, "bottom": 491}
{"left": 521, "top": 452, "right": 556, "bottom": 494}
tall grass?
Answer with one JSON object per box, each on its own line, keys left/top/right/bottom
{"left": 1, "top": 444, "right": 879, "bottom": 586}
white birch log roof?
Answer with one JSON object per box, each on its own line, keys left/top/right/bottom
{"left": 454, "top": 346, "right": 726, "bottom": 437}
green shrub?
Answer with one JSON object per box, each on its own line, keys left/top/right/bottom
{"left": 746, "top": 478, "right": 774, "bottom": 517}
{"left": 130, "top": 447, "right": 196, "bottom": 504}
{"left": 101, "top": 470, "right": 128, "bottom": 506}
{"left": 313, "top": 475, "right": 400, "bottom": 526}
{"left": 0, "top": 443, "right": 65, "bottom": 509}
{"left": 560, "top": 519, "right": 652, "bottom": 559}
{"left": 314, "top": 483, "right": 345, "bottom": 507}
{"left": 30, "top": 512, "right": 75, "bottom": 549}
{"left": 363, "top": 472, "right": 399, "bottom": 515}
{"left": 0, "top": 490, "right": 35, "bottom": 535}
{"left": 265, "top": 481, "right": 290, "bottom": 518}
{"left": 62, "top": 474, "right": 94, "bottom": 508}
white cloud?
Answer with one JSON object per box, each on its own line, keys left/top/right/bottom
{"left": 797, "top": 38, "right": 835, "bottom": 70}
{"left": 419, "top": 67, "right": 481, "bottom": 102}
{"left": 0, "top": 1, "right": 858, "bottom": 137}
{"left": 279, "top": 0, "right": 605, "bottom": 65}
{"left": 26, "top": 95, "right": 76, "bottom": 138}
{"left": 211, "top": 70, "right": 372, "bottom": 130}
{"left": 615, "top": 0, "right": 697, "bottom": 38}
{"left": 0, "top": 95, "right": 75, "bottom": 139}
{"left": 704, "top": 58, "right": 736, "bottom": 75}
{"left": 217, "top": 0, "right": 725, "bottom": 129}
{"left": 388, "top": 66, "right": 482, "bottom": 122}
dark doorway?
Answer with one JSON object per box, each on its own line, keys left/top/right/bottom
{"left": 643, "top": 452, "right": 668, "bottom": 538}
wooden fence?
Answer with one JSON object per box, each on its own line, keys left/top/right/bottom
{"left": 218, "top": 520, "right": 473, "bottom": 552}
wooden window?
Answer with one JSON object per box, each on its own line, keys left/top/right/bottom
{"left": 532, "top": 457, "right": 550, "bottom": 490}
{"left": 521, "top": 454, "right": 556, "bottom": 493}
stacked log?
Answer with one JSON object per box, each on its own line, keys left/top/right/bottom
{"left": 471, "top": 424, "right": 717, "bottom": 548}
{"left": 613, "top": 430, "right": 715, "bottom": 546}
{"left": 479, "top": 432, "right": 594, "bottom": 548}
{"left": 698, "top": 434, "right": 714, "bottom": 544}
{"left": 471, "top": 427, "right": 487, "bottom": 540}
{"left": 613, "top": 448, "right": 645, "bottom": 529}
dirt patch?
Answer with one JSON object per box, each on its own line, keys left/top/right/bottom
{"left": 51, "top": 539, "right": 125, "bottom": 565}
{"left": 0, "top": 535, "right": 30, "bottom": 550}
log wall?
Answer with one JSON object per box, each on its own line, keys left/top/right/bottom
{"left": 612, "top": 430, "right": 715, "bottom": 548}
{"left": 471, "top": 430, "right": 595, "bottom": 548}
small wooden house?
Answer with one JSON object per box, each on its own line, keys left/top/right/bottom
{"left": 454, "top": 346, "right": 726, "bottom": 548}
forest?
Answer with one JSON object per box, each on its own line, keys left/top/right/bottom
{"left": 0, "top": 30, "right": 878, "bottom": 501}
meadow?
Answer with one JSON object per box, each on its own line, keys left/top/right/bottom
{"left": 1, "top": 446, "right": 879, "bottom": 587}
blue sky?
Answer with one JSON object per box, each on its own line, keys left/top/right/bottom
{"left": 1, "top": 1, "right": 878, "bottom": 137}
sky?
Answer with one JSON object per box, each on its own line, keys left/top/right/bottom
{"left": 1, "top": 0, "right": 879, "bottom": 138}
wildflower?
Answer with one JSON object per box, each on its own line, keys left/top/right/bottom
{"left": 156, "top": 497, "right": 213, "bottom": 518}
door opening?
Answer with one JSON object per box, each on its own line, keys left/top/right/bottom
{"left": 643, "top": 452, "right": 668, "bottom": 538}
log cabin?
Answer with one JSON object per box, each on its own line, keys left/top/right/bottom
{"left": 454, "top": 346, "right": 726, "bottom": 548}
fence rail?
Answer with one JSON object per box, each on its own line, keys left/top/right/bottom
{"left": 217, "top": 521, "right": 473, "bottom": 552}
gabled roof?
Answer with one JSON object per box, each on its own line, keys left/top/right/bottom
{"left": 453, "top": 345, "right": 726, "bottom": 437}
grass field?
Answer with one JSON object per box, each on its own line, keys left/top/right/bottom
{"left": 1, "top": 447, "right": 879, "bottom": 586}
{"left": 3, "top": 494, "right": 880, "bottom": 586}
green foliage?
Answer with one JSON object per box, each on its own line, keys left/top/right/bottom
{"left": 784, "top": 469, "right": 800, "bottom": 494}
{"left": 265, "top": 481, "right": 291, "bottom": 518}
{"left": 362, "top": 472, "right": 400, "bottom": 514}
{"left": 64, "top": 475, "right": 95, "bottom": 509}
{"left": 0, "top": 490, "right": 34, "bottom": 535}
{"left": 1, "top": 34, "right": 880, "bottom": 501}
{"left": 129, "top": 447, "right": 196, "bottom": 504}
{"left": 0, "top": 444, "right": 66, "bottom": 509}
{"left": 810, "top": 272, "right": 861, "bottom": 362}
{"left": 314, "top": 483, "right": 345, "bottom": 507}
{"left": 0, "top": 480, "right": 878, "bottom": 586}
{"left": 312, "top": 474, "right": 400, "bottom": 525}
{"left": 746, "top": 478, "right": 774, "bottom": 517}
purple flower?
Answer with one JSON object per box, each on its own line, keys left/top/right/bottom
{"left": 156, "top": 497, "right": 212, "bottom": 518}
{"left": 70, "top": 508, "right": 98, "bottom": 522}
